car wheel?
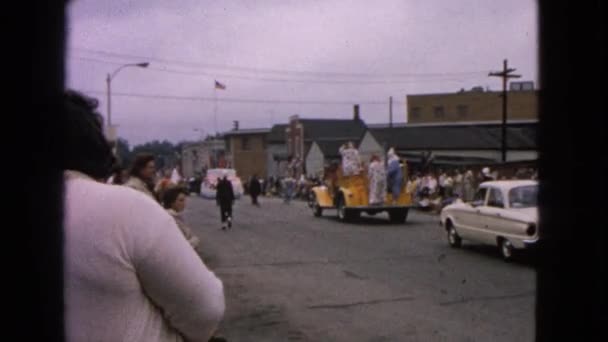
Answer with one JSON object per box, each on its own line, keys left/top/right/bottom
{"left": 447, "top": 222, "right": 462, "bottom": 248}
{"left": 499, "top": 238, "right": 514, "bottom": 261}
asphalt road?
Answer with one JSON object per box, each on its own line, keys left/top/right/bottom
{"left": 184, "top": 195, "right": 536, "bottom": 342}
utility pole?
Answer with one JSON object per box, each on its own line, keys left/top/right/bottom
{"left": 489, "top": 59, "right": 521, "bottom": 163}
{"left": 389, "top": 96, "right": 393, "bottom": 128}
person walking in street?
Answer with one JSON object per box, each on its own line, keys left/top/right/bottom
{"left": 248, "top": 174, "right": 262, "bottom": 206}
{"left": 216, "top": 171, "right": 235, "bottom": 230}
{"left": 367, "top": 154, "right": 387, "bottom": 206}
{"left": 283, "top": 174, "right": 296, "bottom": 204}
{"left": 162, "top": 186, "right": 201, "bottom": 251}
{"left": 386, "top": 148, "right": 403, "bottom": 204}
{"left": 125, "top": 153, "right": 157, "bottom": 201}
{"left": 62, "top": 90, "right": 224, "bottom": 342}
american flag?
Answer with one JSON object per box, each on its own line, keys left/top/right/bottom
{"left": 214, "top": 80, "right": 226, "bottom": 90}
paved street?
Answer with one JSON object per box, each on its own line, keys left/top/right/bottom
{"left": 185, "top": 196, "right": 535, "bottom": 342}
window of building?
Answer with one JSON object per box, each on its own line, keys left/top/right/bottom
{"left": 241, "top": 136, "right": 250, "bottom": 151}
{"left": 433, "top": 106, "right": 445, "bottom": 118}
{"left": 457, "top": 105, "right": 468, "bottom": 118}
{"left": 411, "top": 107, "right": 421, "bottom": 119}
{"left": 225, "top": 139, "right": 231, "bottom": 152}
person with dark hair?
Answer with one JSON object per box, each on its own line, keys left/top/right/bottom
{"left": 62, "top": 90, "right": 225, "bottom": 341}
{"left": 162, "top": 186, "right": 200, "bottom": 251}
{"left": 248, "top": 174, "right": 262, "bottom": 206}
{"left": 216, "top": 171, "right": 235, "bottom": 230}
{"left": 126, "top": 153, "right": 157, "bottom": 199}
{"left": 62, "top": 89, "right": 114, "bottom": 181}
{"left": 107, "top": 163, "right": 129, "bottom": 185}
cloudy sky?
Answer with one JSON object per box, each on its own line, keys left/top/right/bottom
{"left": 66, "top": 0, "right": 538, "bottom": 145}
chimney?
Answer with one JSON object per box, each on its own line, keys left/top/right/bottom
{"left": 353, "top": 104, "right": 360, "bottom": 121}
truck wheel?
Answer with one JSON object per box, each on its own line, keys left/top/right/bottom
{"left": 337, "top": 196, "right": 347, "bottom": 221}
{"left": 311, "top": 194, "right": 323, "bottom": 217}
{"left": 389, "top": 209, "right": 407, "bottom": 223}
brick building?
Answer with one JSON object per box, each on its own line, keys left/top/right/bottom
{"left": 407, "top": 82, "right": 538, "bottom": 124}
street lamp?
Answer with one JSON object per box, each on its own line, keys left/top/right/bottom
{"left": 106, "top": 62, "right": 149, "bottom": 142}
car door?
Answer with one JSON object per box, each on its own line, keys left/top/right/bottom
{"left": 478, "top": 187, "right": 509, "bottom": 244}
{"left": 455, "top": 186, "right": 488, "bottom": 240}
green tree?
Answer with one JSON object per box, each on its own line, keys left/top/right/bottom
{"left": 115, "top": 138, "right": 132, "bottom": 167}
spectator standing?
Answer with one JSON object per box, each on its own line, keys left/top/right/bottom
{"left": 62, "top": 90, "right": 224, "bottom": 342}
{"left": 126, "top": 154, "right": 157, "bottom": 200}
{"left": 463, "top": 170, "right": 475, "bottom": 201}
{"left": 162, "top": 186, "right": 201, "bottom": 251}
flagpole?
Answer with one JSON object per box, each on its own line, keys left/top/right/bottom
{"left": 213, "top": 87, "right": 218, "bottom": 135}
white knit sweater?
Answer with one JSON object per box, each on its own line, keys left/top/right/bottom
{"left": 64, "top": 171, "right": 224, "bottom": 341}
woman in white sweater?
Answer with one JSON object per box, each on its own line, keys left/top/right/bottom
{"left": 62, "top": 90, "right": 225, "bottom": 341}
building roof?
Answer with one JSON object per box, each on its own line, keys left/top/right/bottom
{"left": 369, "top": 122, "right": 537, "bottom": 150}
{"left": 299, "top": 119, "right": 367, "bottom": 142}
{"left": 267, "top": 124, "right": 288, "bottom": 143}
{"left": 313, "top": 140, "right": 352, "bottom": 159}
{"left": 368, "top": 119, "right": 538, "bottom": 129}
{"left": 222, "top": 128, "right": 271, "bottom": 137}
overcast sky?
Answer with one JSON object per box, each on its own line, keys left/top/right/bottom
{"left": 67, "top": 0, "right": 538, "bottom": 145}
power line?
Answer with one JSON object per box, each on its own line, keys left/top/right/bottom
{"left": 71, "top": 46, "right": 489, "bottom": 79}
{"left": 71, "top": 56, "right": 484, "bottom": 85}
{"left": 81, "top": 89, "right": 404, "bottom": 105}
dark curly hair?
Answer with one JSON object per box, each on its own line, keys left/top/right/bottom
{"left": 61, "top": 90, "right": 114, "bottom": 179}
{"left": 162, "top": 186, "right": 187, "bottom": 209}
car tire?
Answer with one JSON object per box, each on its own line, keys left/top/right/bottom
{"left": 447, "top": 222, "right": 462, "bottom": 248}
{"left": 499, "top": 238, "right": 514, "bottom": 262}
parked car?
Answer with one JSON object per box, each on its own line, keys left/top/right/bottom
{"left": 200, "top": 168, "right": 244, "bottom": 199}
{"left": 439, "top": 180, "right": 539, "bottom": 261}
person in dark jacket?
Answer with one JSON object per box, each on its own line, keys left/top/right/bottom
{"left": 216, "top": 171, "right": 235, "bottom": 230}
{"left": 249, "top": 175, "right": 262, "bottom": 206}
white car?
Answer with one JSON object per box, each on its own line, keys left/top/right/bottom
{"left": 200, "top": 168, "right": 244, "bottom": 199}
{"left": 439, "top": 180, "right": 539, "bottom": 261}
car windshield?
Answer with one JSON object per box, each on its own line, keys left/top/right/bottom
{"left": 509, "top": 185, "right": 538, "bottom": 208}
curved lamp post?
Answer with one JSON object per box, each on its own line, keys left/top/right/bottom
{"left": 105, "top": 62, "right": 149, "bottom": 142}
